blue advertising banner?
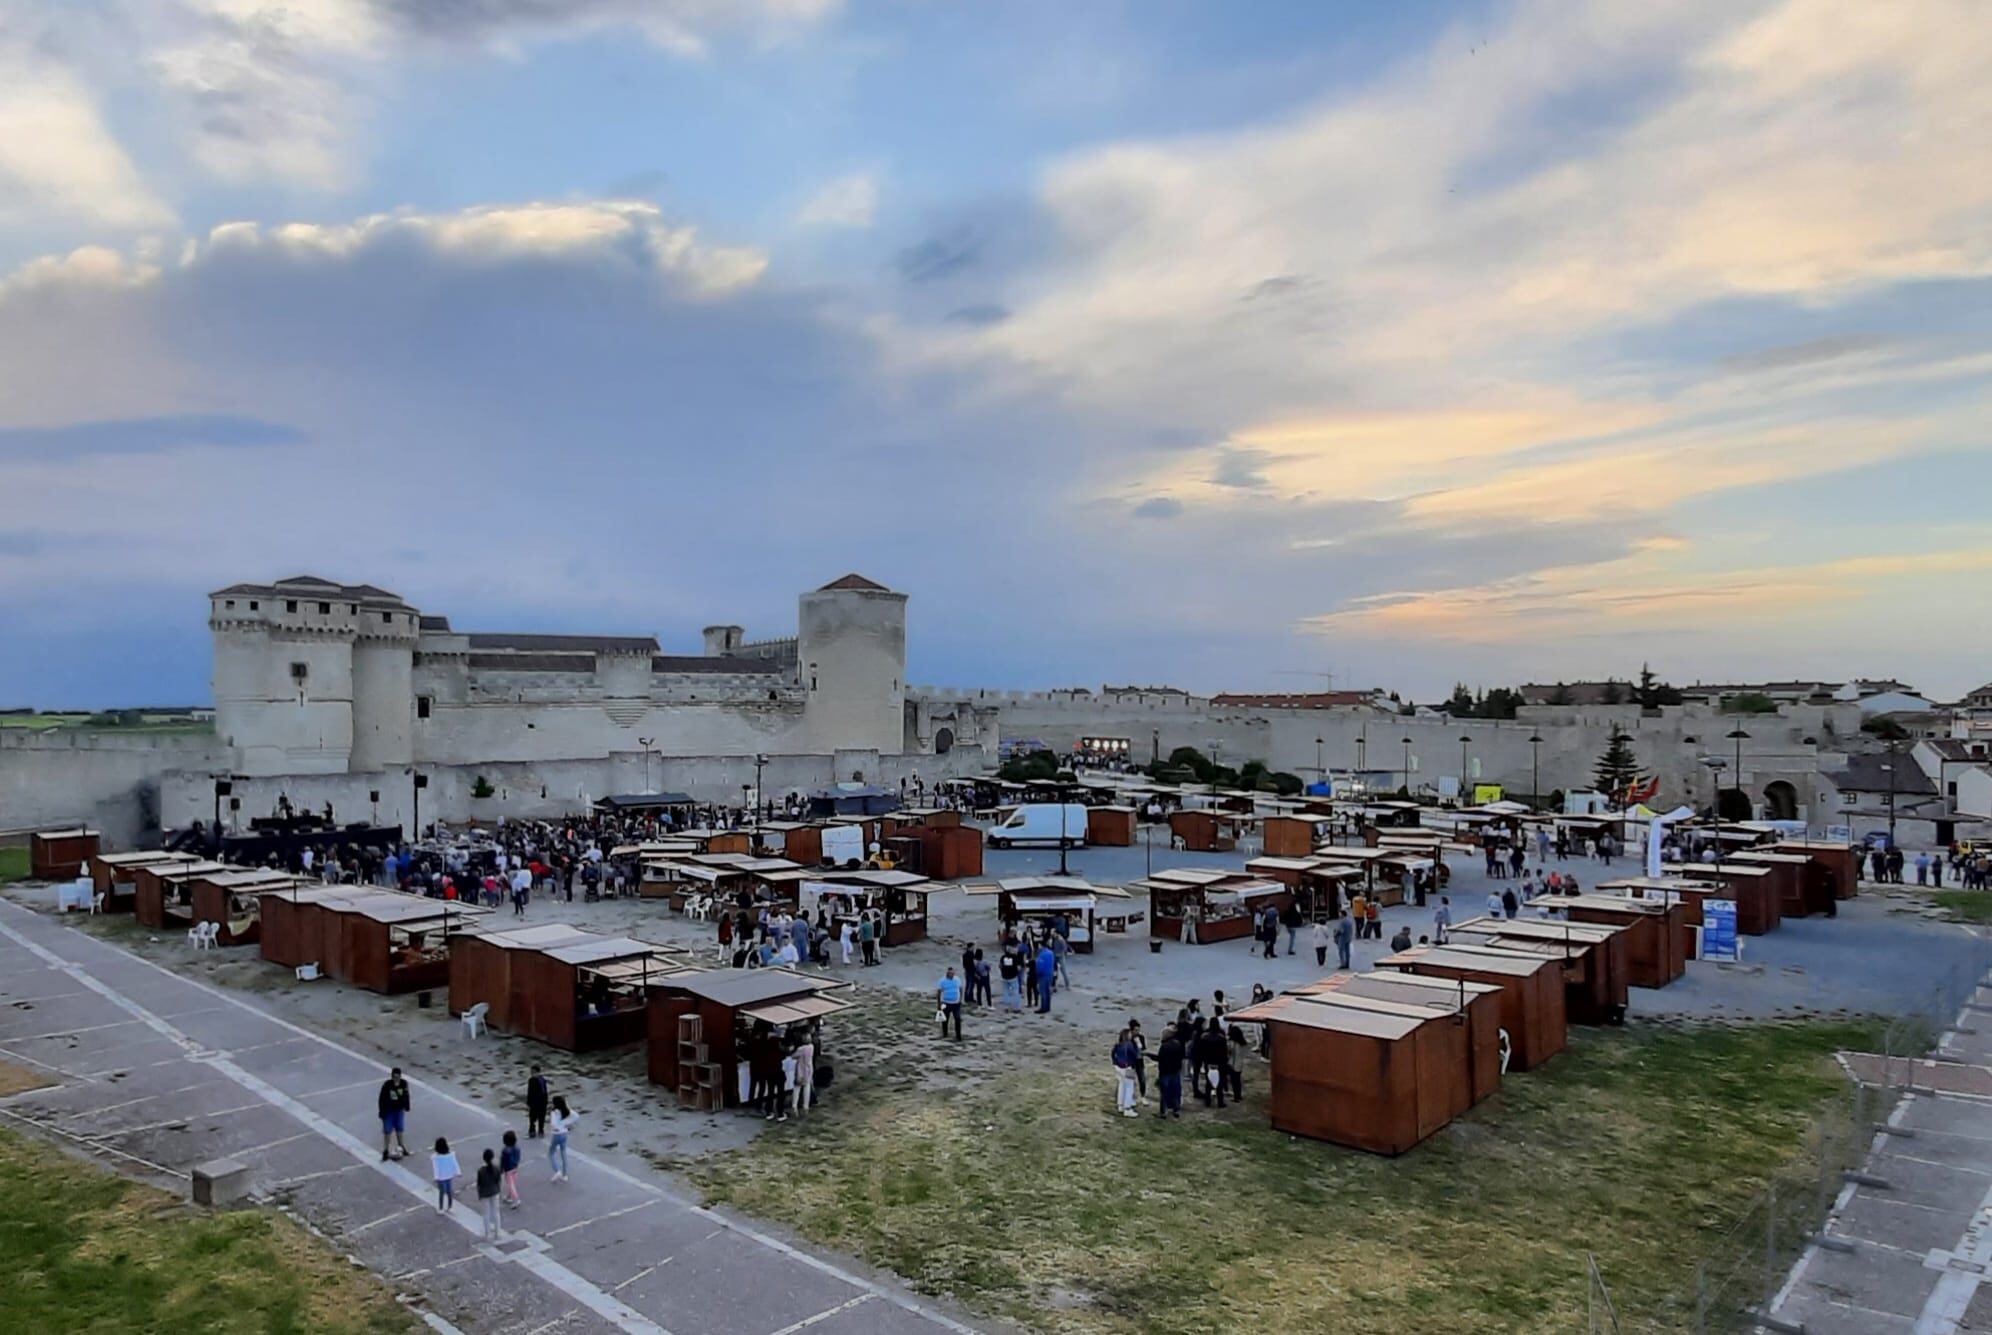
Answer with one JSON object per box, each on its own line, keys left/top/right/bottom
{"left": 1701, "top": 898, "right": 1739, "bottom": 962}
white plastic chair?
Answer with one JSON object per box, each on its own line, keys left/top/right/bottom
{"left": 188, "top": 921, "right": 216, "bottom": 950}
{"left": 462, "top": 1002, "right": 489, "bottom": 1039}
{"left": 295, "top": 962, "right": 321, "bottom": 981}
{"left": 91, "top": 890, "right": 106, "bottom": 915}
{"left": 1497, "top": 1029, "right": 1513, "bottom": 1076}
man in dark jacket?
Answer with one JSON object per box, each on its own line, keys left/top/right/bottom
{"left": 1155, "top": 1026, "right": 1185, "bottom": 1119}
{"left": 378, "top": 1066, "right": 411, "bottom": 1161}
{"left": 1280, "top": 902, "right": 1303, "bottom": 956}
{"left": 1192, "top": 1023, "right": 1229, "bottom": 1107}
{"left": 526, "top": 1065, "right": 549, "bottom": 1139}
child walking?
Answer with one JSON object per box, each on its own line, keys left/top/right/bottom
{"left": 431, "top": 1137, "right": 460, "bottom": 1212}
{"left": 500, "top": 1130, "right": 523, "bottom": 1208}
{"left": 475, "top": 1148, "right": 503, "bottom": 1241}
{"left": 548, "top": 1097, "right": 578, "bottom": 1182}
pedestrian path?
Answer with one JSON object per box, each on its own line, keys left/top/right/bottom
{"left": 0, "top": 901, "right": 974, "bottom": 1335}
{"left": 1771, "top": 971, "right": 1992, "bottom": 1335}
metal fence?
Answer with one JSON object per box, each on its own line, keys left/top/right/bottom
{"left": 1588, "top": 929, "right": 1992, "bottom": 1332}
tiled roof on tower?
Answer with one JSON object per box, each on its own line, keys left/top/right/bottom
{"left": 818, "top": 573, "right": 890, "bottom": 592}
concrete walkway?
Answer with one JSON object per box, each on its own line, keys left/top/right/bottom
{"left": 1771, "top": 971, "right": 1992, "bottom": 1335}
{"left": 0, "top": 901, "right": 973, "bottom": 1335}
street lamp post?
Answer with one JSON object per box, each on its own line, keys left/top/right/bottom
{"left": 1702, "top": 758, "right": 1726, "bottom": 866}
{"left": 754, "top": 753, "right": 768, "bottom": 819}
{"left": 1356, "top": 725, "right": 1368, "bottom": 782}
{"left": 1458, "top": 735, "right": 1472, "bottom": 805}
{"left": 1528, "top": 734, "right": 1543, "bottom": 811}
{"left": 411, "top": 771, "right": 428, "bottom": 841}
{"left": 637, "top": 737, "right": 655, "bottom": 793}
{"left": 1884, "top": 740, "right": 1900, "bottom": 849}
{"left": 1726, "top": 728, "right": 1751, "bottom": 818}
{"left": 212, "top": 778, "right": 231, "bottom": 854}
{"left": 1401, "top": 737, "right": 1413, "bottom": 794}
{"left": 1314, "top": 736, "right": 1324, "bottom": 787}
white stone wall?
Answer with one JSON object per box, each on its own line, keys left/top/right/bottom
{"left": 1, "top": 730, "right": 227, "bottom": 848}
{"left": 349, "top": 638, "right": 415, "bottom": 771}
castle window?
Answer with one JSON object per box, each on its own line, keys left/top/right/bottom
{"left": 286, "top": 600, "right": 298, "bottom": 612}
{"left": 417, "top": 696, "right": 432, "bottom": 719}
{"left": 224, "top": 599, "right": 235, "bottom": 608}
{"left": 349, "top": 603, "right": 358, "bottom": 613}
{"left": 248, "top": 600, "right": 258, "bottom": 610}
{"left": 318, "top": 601, "right": 331, "bottom": 614}
{"left": 382, "top": 612, "right": 392, "bottom": 624}
{"left": 290, "top": 662, "right": 308, "bottom": 682}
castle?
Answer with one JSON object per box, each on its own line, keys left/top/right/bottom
{"left": 207, "top": 573, "right": 947, "bottom": 776}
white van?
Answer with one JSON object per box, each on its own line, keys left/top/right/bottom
{"left": 988, "top": 803, "right": 1089, "bottom": 849}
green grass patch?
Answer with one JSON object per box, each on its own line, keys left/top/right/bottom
{"left": 694, "top": 1018, "right": 1881, "bottom": 1334}
{"left": 0, "top": 847, "right": 28, "bottom": 884}
{"left": 1929, "top": 891, "right": 1992, "bottom": 924}
{"left": 0, "top": 1122, "right": 413, "bottom": 1333}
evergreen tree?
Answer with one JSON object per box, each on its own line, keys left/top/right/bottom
{"left": 1601, "top": 680, "right": 1627, "bottom": 705}
{"left": 1548, "top": 681, "right": 1574, "bottom": 705}
{"left": 1591, "top": 731, "right": 1642, "bottom": 799}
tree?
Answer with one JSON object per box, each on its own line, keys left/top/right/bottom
{"left": 998, "top": 750, "right": 1060, "bottom": 783}
{"left": 1723, "top": 692, "right": 1779, "bottom": 715}
{"left": 1591, "top": 731, "right": 1642, "bottom": 800}
{"left": 1478, "top": 687, "right": 1523, "bottom": 720}
{"left": 1549, "top": 682, "right": 1574, "bottom": 705}
{"left": 1443, "top": 683, "right": 1477, "bottom": 717}
{"left": 470, "top": 775, "right": 495, "bottom": 799}
{"left": 1636, "top": 663, "right": 1683, "bottom": 708}
{"left": 1601, "top": 680, "right": 1627, "bottom": 705}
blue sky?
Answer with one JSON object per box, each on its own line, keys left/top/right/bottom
{"left": 0, "top": 0, "right": 1987, "bottom": 708}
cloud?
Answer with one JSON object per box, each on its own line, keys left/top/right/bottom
{"left": 1717, "top": 334, "right": 1887, "bottom": 375}
{"left": 896, "top": 226, "right": 982, "bottom": 284}
{"left": 1131, "top": 496, "right": 1182, "bottom": 519}
{"left": 944, "top": 304, "right": 1009, "bottom": 326}
{"left": 796, "top": 172, "right": 878, "bottom": 229}
{"left": 0, "top": 49, "right": 173, "bottom": 231}
{"left": 1208, "top": 447, "right": 1271, "bottom": 491}
{"left": 0, "top": 415, "right": 305, "bottom": 460}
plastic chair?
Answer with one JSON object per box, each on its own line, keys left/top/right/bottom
{"left": 295, "top": 962, "right": 321, "bottom": 981}
{"left": 462, "top": 1002, "right": 489, "bottom": 1039}
{"left": 188, "top": 921, "right": 216, "bottom": 950}
{"left": 1497, "top": 1029, "right": 1513, "bottom": 1076}
{"left": 91, "top": 891, "right": 106, "bottom": 915}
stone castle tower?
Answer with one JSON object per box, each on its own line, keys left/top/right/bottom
{"left": 798, "top": 574, "right": 907, "bottom": 756}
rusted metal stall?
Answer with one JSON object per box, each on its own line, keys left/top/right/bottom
{"left": 646, "top": 968, "right": 850, "bottom": 1111}
{"left": 31, "top": 828, "right": 100, "bottom": 880}
{"left": 1446, "top": 915, "right": 1630, "bottom": 1025}
{"left": 88, "top": 851, "right": 199, "bottom": 911}
{"left": 451, "top": 925, "right": 676, "bottom": 1051}
{"left": 315, "top": 892, "right": 490, "bottom": 993}
{"left": 1379, "top": 943, "right": 1568, "bottom": 1071}
{"left": 1225, "top": 990, "right": 1477, "bottom": 1155}
{"left": 189, "top": 868, "right": 298, "bottom": 945}
{"left": 1531, "top": 893, "right": 1684, "bottom": 989}
{"left": 1138, "top": 870, "right": 1291, "bottom": 944}
{"left": 1732, "top": 849, "right": 1837, "bottom": 917}
{"left": 1773, "top": 839, "right": 1861, "bottom": 900}
{"left": 1675, "top": 862, "right": 1781, "bottom": 935}
{"left": 132, "top": 859, "right": 228, "bottom": 929}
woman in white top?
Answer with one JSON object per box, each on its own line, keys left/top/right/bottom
{"left": 431, "top": 1137, "right": 461, "bottom": 1212}
{"left": 547, "top": 1097, "right": 578, "bottom": 1182}
{"left": 839, "top": 920, "right": 855, "bottom": 965}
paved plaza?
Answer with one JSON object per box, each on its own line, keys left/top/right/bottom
{"left": 0, "top": 899, "right": 977, "bottom": 1335}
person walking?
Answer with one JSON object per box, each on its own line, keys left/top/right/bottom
{"left": 1128, "top": 1019, "right": 1149, "bottom": 1102}
{"left": 1312, "top": 917, "right": 1332, "bottom": 967}
{"left": 1501, "top": 886, "right": 1519, "bottom": 920}
{"left": 1334, "top": 910, "right": 1354, "bottom": 969}
{"left": 838, "top": 917, "right": 854, "bottom": 965}
{"left": 1434, "top": 896, "right": 1452, "bottom": 945}
{"left": 476, "top": 1148, "right": 503, "bottom": 1241}
{"left": 1365, "top": 896, "right": 1381, "bottom": 941}
{"left": 1350, "top": 891, "right": 1368, "bottom": 942}
{"left": 1194, "top": 1022, "right": 1229, "bottom": 1107}
{"left": 525, "top": 1066, "right": 549, "bottom": 1139}
{"left": 1035, "top": 939, "right": 1057, "bottom": 1015}
{"left": 499, "top": 1130, "right": 522, "bottom": 1209}
{"left": 431, "top": 1137, "right": 460, "bottom": 1213}
{"left": 547, "top": 1097, "right": 577, "bottom": 1182}
{"left": 999, "top": 940, "right": 1023, "bottom": 1011}
{"left": 858, "top": 913, "right": 876, "bottom": 966}
{"left": 1111, "top": 1028, "right": 1139, "bottom": 1117}
{"left": 1051, "top": 930, "right": 1072, "bottom": 989}
{"left": 1155, "top": 1025, "right": 1184, "bottom": 1119}
{"left": 378, "top": 1067, "right": 412, "bottom": 1161}
{"left": 791, "top": 1029, "right": 816, "bottom": 1118}
{"left": 937, "top": 967, "right": 964, "bottom": 1040}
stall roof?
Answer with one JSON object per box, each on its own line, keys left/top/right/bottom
{"left": 1226, "top": 993, "right": 1423, "bottom": 1039}
{"left": 547, "top": 935, "right": 668, "bottom": 966}
{"left": 97, "top": 851, "right": 198, "bottom": 868}
{"left": 1532, "top": 894, "right": 1672, "bottom": 918}
{"left": 1594, "top": 876, "right": 1725, "bottom": 892}
{"left": 1451, "top": 915, "right": 1620, "bottom": 943}
{"left": 1206, "top": 880, "right": 1287, "bottom": 903}
{"left": 156, "top": 860, "right": 231, "bottom": 882}
{"left": 37, "top": 826, "right": 97, "bottom": 838}
{"left": 1295, "top": 971, "right": 1502, "bottom": 1006}
{"left": 595, "top": 792, "right": 695, "bottom": 810}
{"left": 650, "top": 967, "right": 847, "bottom": 1007}
{"left": 467, "top": 923, "right": 598, "bottom": 951}
{"left": 202, "top": 869, "right": 300, "bottom": 889}
{"left": 255, "top": 884, "right": 370, "bottom": 905}
{"left": 740, "top": 993, "right": 853, "bottom": 1025}
{"left": 1147, "top": 868, "right": 1236, "bottom": 886}
{"left": 322, "top": 893, "right": 492, "bottom": 925}
{"left": 1382, "top": 944, "right": 1551, "bottom": 977}
{"left": 1675, "top": 862, "right": 1773, "bottom": 877}
{"left": 1730, "top": 851, "right": 1813, "bottom": 865}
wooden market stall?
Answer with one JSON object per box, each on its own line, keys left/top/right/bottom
{"left": 1137, "top": 870, "right": 1291, "bottom": 944}
{"left": 966, "top": 877, "right": 1141, "bottom": 951}
{"left": 1224, "top": 989, "right": 1478, "bottom": 1155}
{"left": 132, "top": 859, "right": 229, "bottom": 929}
{"left": 1167, "top": 808, "right": 1238, "bottom": 853}
{"left": 1592, "top": 875, "right": 1729, "bottom": 931}
{"left": 1289, "top": 972, "right": 1506, "bottom": 1105}
{"left": 1261, "top": 814, "right": 1330, "bottom": 858}
{"left": 256, "top": 885, "right": 368, "bottom": 967}
{"left": 1378, "top": 943, "right": 1568, "bottom": 1071}
{"left": 879, "top": 810, "right": 984, "bottom": 879}
{"left": 646, "top": 967, "right": 851, "bottom": 1111}
{"left": 1529, "top": 893, "right": 1685, "bottom": 989}
{"left": 88, "top": 851, "right": 201, "bottom": 911}
{"left": 1445, "top": 915, "right": 1631, "bottom": 1026}
{"left": 1243, "top": 856, "right": 1363, "bottom": 920}
{"left": 1312, "top": 846, "right": 1435, "bottom": 907}
{"left": 31, "top": 828, "right": 100, "bottom": 881}
{"left": 1732, "top": 850, "right": 1837, "bottom": 918}
{"left": 1773, "top": 839, "right": 1861, "bottom": 901}
{"left": 189, "top": 868, "right": 300, "bottom": 945}
{"left": 1675, "top": 862, "right": 1782, "bottom": 935}
{"left": 803, "top": 869, "right": 933, "bottom": 946}
{"left": 1085, "top": 806, "right": 1137, "bottom": 848}
{"left": 450, "top": 924, "right": 679, "bottom": 1052}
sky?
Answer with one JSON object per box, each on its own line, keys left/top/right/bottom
{"left": 0, "top": 0, "right": 1987, "bottom": 708}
